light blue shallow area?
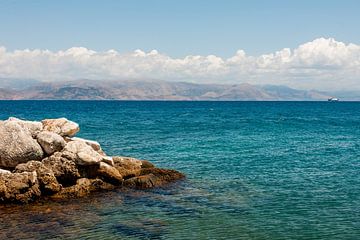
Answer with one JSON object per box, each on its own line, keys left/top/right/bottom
{"left": 0, "top": 101, "right": 359, "bottom": 239}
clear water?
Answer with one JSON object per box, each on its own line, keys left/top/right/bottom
{"left": 0, "top": 101, "right": 359, "bottom": 239}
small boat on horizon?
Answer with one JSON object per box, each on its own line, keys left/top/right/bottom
{"left": 328, "top": 97, "right": 339, "bottom": 102}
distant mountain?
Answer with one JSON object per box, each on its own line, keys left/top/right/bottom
{"left": 0, "top": 78, "right": 42, "bottom": 90}
{"left": 0, "top": 79, "right": 331, "bottom": 100}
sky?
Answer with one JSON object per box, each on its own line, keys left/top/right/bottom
{"left": 0, "top": 0, "right": 359, "bottom": 90}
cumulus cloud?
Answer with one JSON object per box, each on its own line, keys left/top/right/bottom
{"left": 0, "top": 38, "right": 359, "bottom": 90}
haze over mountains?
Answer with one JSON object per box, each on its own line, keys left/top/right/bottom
{"left": 0, "top": 78, "right": 341, "bottom": 101}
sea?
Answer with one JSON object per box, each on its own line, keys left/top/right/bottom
{"left": 0, "top": 101, "right": 359, "bottom": 240}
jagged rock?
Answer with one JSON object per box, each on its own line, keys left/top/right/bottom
{"left": 6, "top": 117, "right": 43, "bottom": 137}
{"left": 102, "top": 156, "right": 114, "bottom": 166}
{"left": 42, "top": 153, "right": 80, "bottom": 186}
{"left": 37, "top": 131, "right": 66, "bottom": 155}
{"left": 141, "top": 160, "right": 155, "bottom": 169}
{"left": 113, "top": 156, "right": 142, "bottom": 179}
{"left": 0, "top": 171, "right": 41, "bottom": 203}
{"left": 42, "top": 118, "right": 79, "bottom": 137}
{"left": 15, "top": 161, "right": 61, "bottom": 195}
{"left": 50, "top": 178, "right": 115, "bottom": 199}
{"left": 68, "top": 137, "right": 105, "bottom": 155}
{"left": 97, "top": 162, "right": 123, "bottom": 185}
{"left": 124, "top": 168, "right": 185, "bottom": 189}
{"left": 50, "top": 178, "right": 91, "bottom": 199}
{"left": 62, "top": 140, "right": 105, "bottom": 166}
{"left": 0, "top": 121, "right": 44, "bottom": 168}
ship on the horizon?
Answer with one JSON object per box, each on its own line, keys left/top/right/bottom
{"left": 328, "top": 97, "right": 339, "bottom": 102}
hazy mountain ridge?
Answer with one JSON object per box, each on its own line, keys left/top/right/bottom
{"left": 0, "top": 79, "right": 332, "bottom": 100}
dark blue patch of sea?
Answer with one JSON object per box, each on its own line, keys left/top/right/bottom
{"left": 0, "top": 101, "right": 359, "bottom": 239}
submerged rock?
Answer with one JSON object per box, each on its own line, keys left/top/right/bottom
{"left": 0, "top": 121, "right": 44, "bottom": 168}
{"left": 0, "top": 117, "right": 184, "bottom": 203}
{"left": 124, "top": 168, "right": 185, "bottom": 189}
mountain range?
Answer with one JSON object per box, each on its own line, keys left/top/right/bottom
{"left": 0, "top": 78, "right": 335, "bottom": 101}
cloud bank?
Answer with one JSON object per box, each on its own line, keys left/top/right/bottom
{"left": 0, "top": 38, "right": 359, "bottom": 90}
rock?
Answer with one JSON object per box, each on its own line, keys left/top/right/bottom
{"left": 68, "top": 137, "right": 105, "bottom": 155}
{"left": 141, "top": 160, "right": 155, "bottom": 169}
{"left": 37, "top": 131, "right": 66, "bottom": 155}
{"left": 0, "top": 121, "right": 44, "bottom": 168}
{"left": 102, "top": 156, "right": 114, "bottom": 166}
{"left": 42, "top": 153, "right": 80, "bottom": 186}
{"left": 0, "top": 171, "right": 41, "bottom": 203}
{"left": 6, "top": 117, "right": 43, "bottom": 138}
{"left": 15, "top": 161, "right": 61, "bottom": 195}
{"left": 0, "top": 169, "right": 11, "bottom": 175}
{"left": 113, "top": 156, "right": 142, "bottom": 179}
{"left": 89, "top": 178, "right": 116, "bottom": 191}
{"left": 124, "top": 168, "right": 185, "bottom": 189}
{"left": 62, "top": 140, "right": 104, "bottom": 166}
{"left": 42, "top": 118, "right": 79, "bottom": 137}
{"left": 97, "top": 162, "right": 123, "bottom": 185}
{"left": 50, "top": 178, "right": 91, "bottom": 199}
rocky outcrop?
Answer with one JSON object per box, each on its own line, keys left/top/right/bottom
{"left": 0, "top": 117, "right": 185, "bottom": 203}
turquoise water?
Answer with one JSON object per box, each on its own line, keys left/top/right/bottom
{"left": 0, "top": 101, "right": 359, "bottom": 239}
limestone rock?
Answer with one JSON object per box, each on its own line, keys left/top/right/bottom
{"left": 0, "top": 169, "right": 11, "bottom": 175}
{"left": 0, "top": 171, "right": 41, "bottom": 203}
{"left": 15, "top": 161, "right": 61, "bottom": 195}
{"left": 6, "top": 117, "right": 43, "bottom": 138}
{"left": 113, "top": 156, "right": 142, "bottom": 179}
{"left": 37, "top": 131, "right": 66, "bottom": 155}
{"left": 124, "top": 168, "right": 185, "bottom": 189}
{"left": 42, "top": 153, "right": 80, "bottom": 186}
{"left": 141, "top": 160, "right": 155, "bottom": 169}
{"left": 50, "top": 178, "right": 116, "bottom": 200}
{"left": 68, "top": 137, "right": 105, "bottom": 155}
{"left": 42, "top": 118, "right": 79, "bottom": 137}
{"left": 0, "top": 121, "right": 44, "bottom": 168}
{"left": 63, "top": 140, "right": 106, "bottom": 166}
{"left": 50, "top": 178, "right": 91, "bottom": 199}
{"left": 97, "top": 162, "right": 123, "bottom": 185}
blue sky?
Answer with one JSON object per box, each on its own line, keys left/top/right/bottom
{"left": 0, "top": 0, "right": 359, "bottom": 90}
{"left": 0, "top": 0, "right": 359, "bottom": 57}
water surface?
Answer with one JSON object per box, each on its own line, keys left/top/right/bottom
{"left": 0, "top": 101, "right": 359, "bottom": 239}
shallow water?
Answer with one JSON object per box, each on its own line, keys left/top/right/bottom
{"left": 0, "top": 101, "right": 359, "bottom": 239}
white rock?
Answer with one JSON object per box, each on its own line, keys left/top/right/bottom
{"left": 63, "top": 140, "right": 104, "bottom": 166}
{"left": 0, "top": 121, "right": 44, "bottom": 168}
{"left": 42, "top": 118, "right": 79, "bottom": 137}
{"left": 68, "top": 137, "right": 104, "bottom": 154}
{"left": 6, "top": 117, "right": 43, "bottom": 137}
{"left": 0, "top": 169, "right": 11, "bottom": 175}
{"left": 37, "top": 131, "right": 66, "bottom": 155}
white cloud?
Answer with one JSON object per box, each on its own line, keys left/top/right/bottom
{"left": 0, "top": 38, "right": 359, "bottom": 90}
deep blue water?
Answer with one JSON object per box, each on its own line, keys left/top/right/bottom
{"left": 0, "top": 101, "right": 359, "bottom": 239}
